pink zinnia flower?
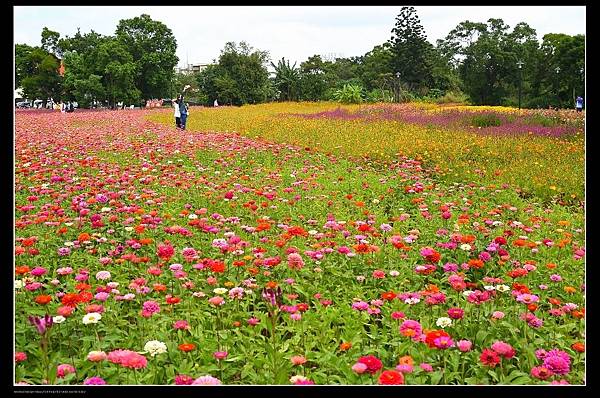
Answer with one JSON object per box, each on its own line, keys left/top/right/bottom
{"left": 491, "top": 341, "right": 515, "bottom": 359}
{"left": 531, "top": 366, "right": 554, "bottom": 380}
{"left": 174, "top": 374, "right": 194, "bottom": 385}
{"left": 83, "top": 376, "right": 106, "bottom": 385}
{"left": 213, "top": 351, "right": 228, "bottom": 360}
{"left": 399, "top": 320, "right": 422, "bottom": 341}
{"left": 352, "top": 362, "right": 368, "bottom": 374}
{"left": 208, "top": 296, "right": 225, "bottom": 306}
{"left": 287, "top": 253, "right": 304, "bottom": 270}
{"left": 291, "top": 355, "right": 307, "bottom": 366}
{"left": 456, "top": 340, "right": 472, "bottom": 352}
{"left": 173, "top": 320, "right": 190, "bottom": 330}
{"left": 57, "top": 364, "right": 76, "bottom": 378}
{"left": 447, "top": 307, "right": 464, "bottom": 319}
{"left": 420, "top": 363, "right": 433, "bottom": 372}
{"left": 192, "top": 375, "right": 222, "bottom": 385}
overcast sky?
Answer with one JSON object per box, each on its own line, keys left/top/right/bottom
{"left": 14, "top": 6, "right": 585, "bottom": 68}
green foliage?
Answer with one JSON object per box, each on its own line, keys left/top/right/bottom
{"left": 271, "top": 57, "right": 300, "bottom": 101}
{"left": 436, "top": 90, "right": 470, "bottom": 104}
{"left": 470, "top": 113, "right": 503, "bottom": 127}
{"left": 115, "top": 14, "right": 179, "bottom": 100}
{"left": 20, "top": 47, "right": 62, "bottom": 103}
{"left": 196, "top": 41, "right": 271, "bottom": 106}
{"left": 332, "top": 84, "right": 364, "bottom": 104}
{"left": 389, "top": 7, "right": 435, "bottom": 92}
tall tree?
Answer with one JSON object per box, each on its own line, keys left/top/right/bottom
{"left": 96, "top": 39, "right": 140, "bottom": 108}
{"left": 271, "top": 57, "right": 300, "bottom": 101}
{"left": 389, "top": 6, "right": 434, "bottom": 93}
{"left": 41, "top": 27, "right": 62, "bottom": 57}
{"left": 115, "top": 14, "right": 178, "bottom": 100}
{"left": 20, "top": 47, "right": 62, "bottom": 104}
{"left": 298, "top": 55, "right": 328, "bottom": 101}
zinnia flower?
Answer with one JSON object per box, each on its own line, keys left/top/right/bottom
{"left": 192, "top": 375, "right": 222, "bottom": 385}
{"left": 357, "top": 355, "right": 383, "bottom": 374}
{"left": 378, "top": 369, "right": 404, "bottom": 385}
{"left": 83, "top": 376, "right": 106, "bottom": 385}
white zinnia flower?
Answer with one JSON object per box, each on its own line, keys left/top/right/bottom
{"left": 144, "top": 340, "right": 168, "bottom": 357}
{"left": 213, "top": 288, "right": 228, "bottom": 295}
{"left": 14, "top": 280, "right": 24, "bottom": 289}
{"left": 460, "top": 244, "right": 472, "bottom": 251}
{"left": 436, "top": 317, "right": 452, "bottom": 328}
{"left": 53, "top": 316, "right": 66, "bottom": 324}
{"left": 495, "top": 285, "right": 510, "bottom": 292}
{"left": 82, "top": 312, "right": 102, "bottom": 325}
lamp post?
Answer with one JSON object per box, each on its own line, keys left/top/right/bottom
{"left": 517, "top": 60, "right": 524, "bottom": 109}
{"left": 395, "top": 72, "right": 401, "bottom": 103}
{"left": 555, "top": 66, "right": 560, "bottom": 108}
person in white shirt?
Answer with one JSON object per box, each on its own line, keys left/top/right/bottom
{"left": 214, "top": 99, "right": 219, "bottom": 107}
{"left": 173, "top": 99, "right": 181, "bottom": 128}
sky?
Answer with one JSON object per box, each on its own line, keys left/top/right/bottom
{"left": 14, "top": 6, "right": 586, "bottom": 68}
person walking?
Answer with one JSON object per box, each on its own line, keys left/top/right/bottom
{"left": 179, "top": 96, "right": 188, "bottom": 130}
{"left": 173, "top": 98, "right": 181, "bottom": 128}
{"left": 575, "top": 96, "right": 583, "bottom": 112}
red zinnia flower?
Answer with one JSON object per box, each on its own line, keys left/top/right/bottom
{"left": 61, "top": 293, "right": 80, "bottom": 307}
{"left": 425, "top": 330, "right": 450, "bottom": 348}
{"left": 378, "top": 369, "right": 404, "bottom": 385}
{"left": 35, "top": 295, "right": 52, "bottom": 305}
{"left": 357, "top": 355, "right": 383, "bottom": 374}
{"left": 480, "top": 348, "right": 500, "bottom": 367}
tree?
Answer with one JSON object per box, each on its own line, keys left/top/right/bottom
{"left": 116, "top": 14, "right": 178, "bottom": 100}
{"left": 298, "top": 55, "right": 328, "bottom": 101}
{"left": 271, "top": 57, "right": 300, "bottom": 101}
{"left": 96, "top": 39, "right": 140, "bottom": 108}
{"left": 15, "top": 44, "right": 35, "bottom": 89}
{"left": 20, "top": 47, "right": 62, "bottom": 103}
{"left": 389, "top": 6, "right": 435, "bottom": 93}
{"left": 41, "top": 27, "right": 61, "bottom": 57}
{"left": 197, "top": 42, "right": 271, "bottom": 106}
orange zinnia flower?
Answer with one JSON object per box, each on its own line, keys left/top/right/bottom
{"left": 35, "top": 295, "right": 52, "bottom": 305}
{"left": 178, "top": 343, "right": 196, "bottom": 352}
{"left": 398, "top": 355, "right": 414, "bottom": 366}
{"left": 339, "top": 342, "right": 352, "bottom": 351}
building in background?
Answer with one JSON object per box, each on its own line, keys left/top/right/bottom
{"left": 175, "top": 63, "right": 211, "bottom": 74}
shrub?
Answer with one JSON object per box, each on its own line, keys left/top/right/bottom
{"left": 333, "top": 84, "right": 364, "bottom": 104}
{"left": 470, "top": 113, "right": 503, "bottom": 127}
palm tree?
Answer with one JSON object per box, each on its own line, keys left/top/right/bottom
{"left": 271, "top": 57, "right": 300, "bottom": 101}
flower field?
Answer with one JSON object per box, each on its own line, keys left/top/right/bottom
{"left": 148, "top": 102, "right": 584, "bottom": 205}
{"left": 15, "top": 106, "right": 585, "bottom": 385}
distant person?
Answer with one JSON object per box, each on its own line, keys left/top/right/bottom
{"left": 173, "top": 97, "right": 181, "bottom": 128}
{"left": 575, "top": 96, "right": 583, "bottom": 112}
{"left": 214, "top": 99, "right": 219, "bottom": 107}
{"left": 179, "top": 96, "right": 189, "bottom": 130}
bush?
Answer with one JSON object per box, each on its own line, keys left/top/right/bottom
{"left": 436, "top": 90, "right": 469, "bottom": 105}
{"left": 333, "top": 84, "right": 364, "bottom": 104}
{"left": 470, "top": 113, "right": 503, "bottom": 127}
{"left": 367, "top": 89, "right": 393, "bottom": 103}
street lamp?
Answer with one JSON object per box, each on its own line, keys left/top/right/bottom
{"left": 517, "top": 60, "right": 524, "bottom": 109}
{"left": 555, "top": 67, "right": 560, "bottom": 107}
{"left": 395, "top": 72, "right": 401, "bottom": 103}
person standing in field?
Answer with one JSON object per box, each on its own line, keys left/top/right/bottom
{"left": 173, "top": 98, "right": 181, "bottom": 128}
{"left": 575, "top": 96, "right": 583, "bottom": 112}
{"left": 179, "top": 96, "right": 188, "bottom": 130}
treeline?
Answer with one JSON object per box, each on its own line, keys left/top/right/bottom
{"left": 15, "top": 8, "right": 584, "bottom": 109}
{"left": 16, "top": 14, "right": 178, "bottom": 108}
